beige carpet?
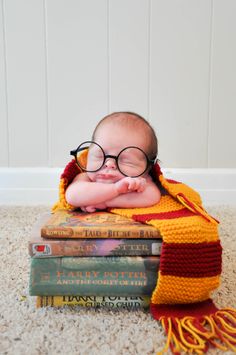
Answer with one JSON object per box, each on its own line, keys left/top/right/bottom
{"left": 0, "top": 205, "right": 236, "bottom": 355}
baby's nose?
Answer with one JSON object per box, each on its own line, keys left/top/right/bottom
{"left": 104, "top": 157, "right": 117, "bottom": 169}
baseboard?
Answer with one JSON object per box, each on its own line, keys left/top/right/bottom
{"left": 0, "top": 167, "right": 236, "bottom": 205}
{"left": 0, "top": 168, "right": 62, "bottom": 206}
{"left": 163, "top": 168, "right": 236, "bottom": 206}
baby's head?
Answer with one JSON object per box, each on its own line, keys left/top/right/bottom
{"left": 71, "top": 112, "right": 158, "bottom": 182}
{"left": 77, "top": 112, "right": 158, "bottom": 183}
{"left": 92, "top": 111, "right": 158, "bottom": 160}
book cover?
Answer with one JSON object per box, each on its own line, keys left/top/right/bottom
{"left": 36, "top": 295, "right": 150, "bottom": 309}
{"left": 29, "top": 256, "right": 160, "bottom": 296}
{"left": 29, "top": 216, "right": 162, "bottom": 257}
{"left": 41, "top": 210, "right": 161, "bottom": 239}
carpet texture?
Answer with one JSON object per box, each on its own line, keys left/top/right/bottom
{"left": 0, "top": 205, "right": 236, "bottom": 355}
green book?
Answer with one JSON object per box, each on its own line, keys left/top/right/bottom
{"left": 29, "top": 256, "right": 160, "bottom": 296}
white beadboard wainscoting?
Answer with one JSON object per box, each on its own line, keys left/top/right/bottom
{"left": 0, "top": 168, "right": 235, "bottom": 206}
{"left": 0, "top": 0, "right": 236, "bottom": 169}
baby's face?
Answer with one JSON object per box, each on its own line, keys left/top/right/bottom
{"left": 87, "top": 122, "right": 149, "bottom": 183}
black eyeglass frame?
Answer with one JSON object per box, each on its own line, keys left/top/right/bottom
{"left": 70, "top": 140, "right": 156, "bottom": 178}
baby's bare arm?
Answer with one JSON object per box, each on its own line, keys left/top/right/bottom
{"left": 65, "top": 174, "right": 144, "bottom": 206}
{"left": 65, "top": 173, "right": 160, "bottom": 209}
{"left": 66, "top": 174, "right": 161, "bottom": 210}
{"left": 80, "top": 177, "right": 148, "bottom": 212}
{"left": 105, "top": 176, "right": 161, "bottom": 208}
{"left": 65, "top": 173, "right": 119, "bottom": 207}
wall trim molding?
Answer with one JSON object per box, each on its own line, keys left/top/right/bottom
{"left": 0, "top": 167, "right": 236, "bottom": 205}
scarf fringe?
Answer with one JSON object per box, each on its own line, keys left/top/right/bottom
{"left": 157, "top": 308, "right": 236, "bottom": 354}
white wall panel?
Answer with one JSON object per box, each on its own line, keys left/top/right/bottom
{"left": 0, "top": 0, "right": 8, "bottom": 166}
{"left": 46, "top": 0, "right": 108, "bottom": 167}
{"left": 208, "top": 0, "right": 236, "bottom": 167}
{"left": 4, "top": 0, "right": 48, "bottom": 166}
{"left": 109, "top": 0, "right": 149, "bottom": 116}
{"left": 0, "top": 1, "right": 235, "bottom": 170}
{"left": 149, "top": 0, "right": 212, "bottom": 168}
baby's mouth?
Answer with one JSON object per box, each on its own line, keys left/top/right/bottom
{"left": 96, "top": 173, "right": 118, "bottom": 183}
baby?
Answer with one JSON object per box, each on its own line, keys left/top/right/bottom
{"left": 65, "top": 112, "right": 161, "bottom": 212}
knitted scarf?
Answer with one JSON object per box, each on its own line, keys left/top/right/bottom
{"left": 52, "top": 155, "right": 236, "bottom": 354}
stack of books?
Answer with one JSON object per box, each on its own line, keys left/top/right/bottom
{"left": 28, "top": 210, "right": 162, "bottom": 310}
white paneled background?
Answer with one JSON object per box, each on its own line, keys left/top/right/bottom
{"left": 0, "top": 0, "right": 236, "bottom": 205}
{"left": 0, "top": 0, "right": 236, "bottom": 169}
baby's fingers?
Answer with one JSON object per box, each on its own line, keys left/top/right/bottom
{"left": 137, "top": 178, "right": 146, "bottom": 192}
{"left": 127, "top": 177, "right": 145, "bottom": 192}
{"left": 86, "top": 206, "right": 97, "bottom": 213}
{"left": 81, "top": 206, "right": 96, "bottom": 213}
{"left": 127, "top": 178, "right": 138, "bottom": 191}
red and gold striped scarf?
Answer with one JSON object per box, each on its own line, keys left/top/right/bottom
{"left": 53, "top": 158, "right": 236, "bottom": 354}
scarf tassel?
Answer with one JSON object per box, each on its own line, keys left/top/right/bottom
{"left": 151, "top": 303, "right": 236, "bottom": 354}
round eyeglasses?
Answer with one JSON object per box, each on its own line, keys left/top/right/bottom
{"left": 70, "top": 141, "right": 156, "bottom": 178}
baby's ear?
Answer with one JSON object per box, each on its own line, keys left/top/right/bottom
{"left": 147, "top": 164, "right": 154, "bottom": 173}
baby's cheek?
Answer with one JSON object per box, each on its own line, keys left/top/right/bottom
{"left": 87, "top": 172, "right": 97, "bottom": 182}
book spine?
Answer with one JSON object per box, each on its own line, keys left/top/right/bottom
{"left": 41, "top": 227, "right": 160, "bottom": 239}
{"left": 30, "top": 256, "right": 159, "bottom": 296}
{"left": 29, "top": 239, "right": 162, "bottom": 257}
{"left": 36, "top": 295, "right": 150, "bottom": 309}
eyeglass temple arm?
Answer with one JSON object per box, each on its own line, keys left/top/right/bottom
{"left": 149, "top": 157, "right": 158, "bottom": 165}
{"left": 70, "top": 147, "right": 89, "bottom": 156}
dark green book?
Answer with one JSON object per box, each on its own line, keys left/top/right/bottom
{"left": 29, "top": 256, "right": 160, "bottom": 296}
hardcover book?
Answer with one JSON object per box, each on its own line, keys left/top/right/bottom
{"left": 41, "top": 210, "right": 161, "bottom": 239}
{"left": 29, "top": 215, "right": 162, "bottom": 257}
{"left": 36, "top": 295, "right": 150, "bottom": 309}
{"left": 29, "top": 256, "right": 160, "bottom": 296}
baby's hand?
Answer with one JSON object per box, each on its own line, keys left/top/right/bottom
{"left": 81, "top": 206, "right": 97, "bottom": 213}
{"left": 115, "top": 177, "right": 146, "bottom": 194}
{"left": 81, "top": 202, "right": 107, "bottom": 213}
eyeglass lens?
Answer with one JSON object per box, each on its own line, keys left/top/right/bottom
{"left": 76, "top": 142, "right": 148, "bottom": 177}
